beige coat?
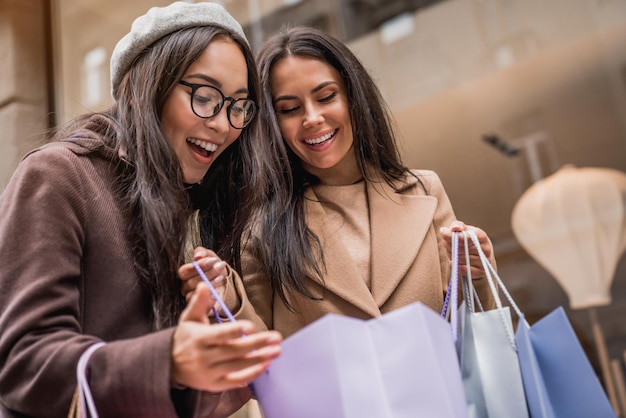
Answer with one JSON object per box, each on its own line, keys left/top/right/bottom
{"left": 228, "top": 170, "right": 495, "bottom": 338}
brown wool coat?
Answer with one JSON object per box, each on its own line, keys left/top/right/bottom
{"left": 227, "top": 170, "right": 496, "bottom": 339}
{"left": 0, "top": 132, "right": 247, "bottom": 418}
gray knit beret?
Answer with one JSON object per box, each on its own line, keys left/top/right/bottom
{"left": 110, "top": 1, "right": 248, "bottom": 100}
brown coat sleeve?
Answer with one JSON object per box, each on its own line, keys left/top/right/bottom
{"left": 0, "top": 142, "right": 247, "bottom": 418}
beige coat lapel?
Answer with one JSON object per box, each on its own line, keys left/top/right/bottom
{"left": 304, "top": 175, "right": 437, "bottom": 316}
{"left": 305, "top": 187, "right": 380, "bottom": 317}
{"left": 368, "top": 178, "right": 437, "bottom": 306}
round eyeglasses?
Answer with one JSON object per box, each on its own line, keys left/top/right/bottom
{"left": 178, "top": 80, "right": 256, "bottom": 129}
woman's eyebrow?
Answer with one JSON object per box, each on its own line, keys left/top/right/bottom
{"left": 274, "top": 94, "right": 297, "bottom": 103}
{"left": 274, "top": 81, "right": 338, "bottom": 103}
{"left": 184, "top": 73, "right": 249, "bottom": 94}
{"left": 311, "top": 81, "right": 338, "bottom": 93}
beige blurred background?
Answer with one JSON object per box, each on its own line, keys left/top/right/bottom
{"left": 1, "top": 0, "right": 625, "bottom": 416}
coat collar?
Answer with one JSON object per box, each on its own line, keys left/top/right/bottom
{"left": 304, "top": 173, "right": 437, "bottom": 316}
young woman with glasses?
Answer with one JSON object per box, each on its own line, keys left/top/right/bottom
{"left": 0, "top": 3, "right": 281, "bottom": 417}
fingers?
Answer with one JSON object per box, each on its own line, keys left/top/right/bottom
{"left": 203, "top": 331, "right": 282, "bottom": 391}
{"left": 179, "top": 282, "right": 215, "bottom": 324}
{"left": 172, "top": 321, "right": 282, "bottom": 392}
{"left": 440, "top": 222, "right": 495, "bottom": 279}
{"left": 218, "top": 335, "right": 284, "bottom": 386}
{"left": 448, "top": 220, "right": 467, "bottom": 233}
{"left": 178, "top": 247, "right": 227, "bottom": 300}
{"left": 457, "top": 263, "right": 489, "bottom": 279}
{"left": 223, "top": 361, "right": 273, "bottom": 387}
{"left": 182, "top": 279, "right": 201, "bottom": 302}
{"left": 192, "top": 247, "right": 218, "bottom": 260}
{"left": 178, "top": 254, "right": 226, "bottom": 282}
{"left": 453, "top": 226, "right": 492, "bottom": 259}
{"left": 208, "top": 330, "right": 282, "bottom": 366}
{"left": 440, "top": 223, "right": 489, "bottom": 251}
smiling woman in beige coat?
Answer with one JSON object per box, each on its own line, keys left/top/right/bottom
{"left": 181, "top": 26, "right": 496, "bottom": 339}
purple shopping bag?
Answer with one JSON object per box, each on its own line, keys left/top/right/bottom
{"left": 252, "top": 301, "right": 468, "bottom": 418}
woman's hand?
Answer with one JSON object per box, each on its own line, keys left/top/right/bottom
{"left": 171, "top": 282, "right": 282, "bottom": 392}
{"left": 440, "top": 220, "right": 493, "bottom": 279}
{"left": 178, "top": 247, "right": 226, "bottom": 303}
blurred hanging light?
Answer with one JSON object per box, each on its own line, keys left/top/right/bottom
{"left": 511, "top": 165, "right": 626, "bottom": 309}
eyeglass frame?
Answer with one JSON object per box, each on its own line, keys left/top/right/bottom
{"left": 178, "top": 80, "right": 257, "bottom": 129}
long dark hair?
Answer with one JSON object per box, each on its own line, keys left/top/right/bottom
{"left": 255, "top": 26, "right": 413, "bottom": 308}
{"left": 54, "top": 26, "right": 261, "bottom": 329}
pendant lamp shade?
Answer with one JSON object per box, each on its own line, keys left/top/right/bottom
{"left": 511, "top": 165, "right": 626, "bottom": 309}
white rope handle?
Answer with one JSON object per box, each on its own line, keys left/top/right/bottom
{"left": 460, "top": 232, "right": 485, "bottom": 314}
{"left": 449, "top": 231, "right": 483, "bottom": 339}
{"left": 465, "top": 229, "right": 527, "bottom": 348}
{"left": 466, "top": 230, "right": 525, "bottom": 321}
{"left": 463, "top": 235, "right": 515, "bottom": 348}
{"left": 76, "top": 342, "right": 106, "bottom": 418}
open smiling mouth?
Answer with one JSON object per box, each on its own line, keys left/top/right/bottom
{"left": 187, "top": 138, "right": 217, "bottom": 158}
{"left": 304, "top": 129, "right": 337, "bottom": 146}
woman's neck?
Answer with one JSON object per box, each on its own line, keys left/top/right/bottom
{"left": 304, "top": 148, "right": 362, "bottom": 186}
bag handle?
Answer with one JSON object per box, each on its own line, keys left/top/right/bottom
{"left": 71, "top": 342, "right": 106, "bottom": 418}
{"left": 445, "top": 230, "right": 526, "bottom": 348}
{"left": 443, "top": 231, "right": 484, "bottom": 341}
{"left": 69, "top": 263, "right": 241, "bottom": 418}
{"left": 463, "top": 229, "right": 527, "bottom": 348}
{"left": 442, "top": 231, "right": 460, "bottom": 341}
{"left": 465, "top": 230, "right": 525, "bottom": 322}
{"left": 458, "top": 231, "right": 485, "bottom": 314}
{"left": 192, "top": 260, "right": 237, "bottom": 324}
{"left": 191, "top": 261, "right": 258, "bottom": 396}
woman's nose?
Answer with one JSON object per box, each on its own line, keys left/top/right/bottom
{"left": 203, "top": 103, "right": 230, "bottom": 131}
{"left": 302, "top": 105, "right": 324, "bottom": 128}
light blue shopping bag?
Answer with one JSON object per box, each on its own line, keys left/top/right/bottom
{"left": 516, "top": 307, "right": 616, "bottom": 418}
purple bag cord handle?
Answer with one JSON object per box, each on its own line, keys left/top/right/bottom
{"left": 192, "top": 260, "right": 237, "bottom": 324}
{"left": 191, "top": 261, "right": 257, "bottom": 395}
{"left": 76, "top": 341, "right": 106, "bottom": 418}
{"left": 440, "top": 231, "right": 460, "bottom": 342}
{"left": 72, "top": 262, "right": 252, "bottom": 417}
{"left": 440, "top": 277, "right": 452, "bottom": 319}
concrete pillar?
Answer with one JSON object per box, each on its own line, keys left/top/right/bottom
{"left": 0, "top": 0, "right": 49, "bottom": 190}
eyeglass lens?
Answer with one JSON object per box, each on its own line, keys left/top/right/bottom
{"left": 191, "top": 85, "right": 255, "bottom": 129}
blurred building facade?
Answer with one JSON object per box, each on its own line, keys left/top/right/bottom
{"left": 1, "top": 0, "right": 626, "bottom": 416}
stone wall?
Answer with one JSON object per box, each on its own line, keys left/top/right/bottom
{"left": 0, "top": 0, "right": 49, "bottom": 190}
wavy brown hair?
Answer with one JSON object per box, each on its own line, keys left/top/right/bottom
{"left": 255, "top": 26, "right": 417, "bottom": 309}
{"left": 55, "top": 26, "right": 261, "bottom": 328}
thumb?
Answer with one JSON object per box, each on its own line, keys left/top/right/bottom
{"left": 449, "top": 220, "right": 467, "bottom": 232}
{"left": 179, "top": 282, "right": 214, "bottom": 324}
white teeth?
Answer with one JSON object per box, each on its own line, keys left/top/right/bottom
{"left": 187, "top": 138, "right": 218, "bottom": 152}
{"left": 304, "top": 130, "right": 335, "bottom": 145}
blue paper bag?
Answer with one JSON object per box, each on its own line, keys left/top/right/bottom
{"left": 516, "top": 307, "right": 616, "bottom": 418}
